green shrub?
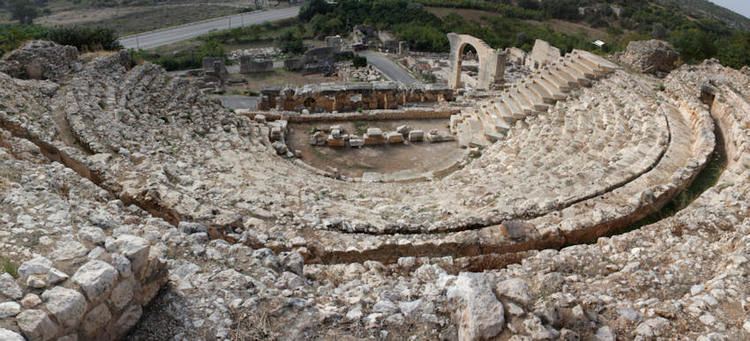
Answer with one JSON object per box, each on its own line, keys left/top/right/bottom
{"left": 1, "top": 257, "right": 18, "bottom": 278}
{"left": 131, "top": 39, "right": 225, "bottom": 71}
{"left": 352, "top": 55, "right": 367, "bottom": 67}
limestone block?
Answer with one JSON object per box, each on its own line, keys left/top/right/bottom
{"left": 81, "top": 304, "right": 112, "bottom": 337}
{"left": 0, "top": 273, "right": 23, "bottom": 299}
{"left": 0, "top": 328, "right": 24, "bottom": 341}
{"left": 112, "top": 304, "right": 143, "bottom": 338}
{"left": 41, "top": 286, "right": 87, "bottom": 328}
{"left": 18, "top": 257, "right": 53, "bottom": 283}
{"left": 109, "top": 278, "right": 135, "bottom": 310}
{"left": 310, "top": 131, "right": 326, "bottom": 146}
{"left": 396, "top": 125, "right": 412, "bottom": 135}
{"left": 327, "top": 136, "right": 346, "bottom": 147}
{"left": 385, "top": 132, "right": 404, "bottom": 144}
{"left": 21, "top": 294, "right": 41, "bottom": 308}
{"left": 447, "top": 273, "right": 504, "bottom": 340}
{"left": 105, "top": 235, "right": 150, "bottom": 279}
{"left": 0, "top": 301, "right": 21, "bottom": 318}
{"left": 72, "top": 260, "right": 118, "bottom": 303}
{"left": 408, "top": 130, "right": 425, "bottom": 142}
{"left": 111, "top": 253, "right": 133, "bottom": 278}
{"left": 366, "top": 127, "right": 383, "bottom": 137}
{"left": 77, "top": 226, "right": 107, "bottom": 248}
{"left": 16, "top": 309, "right": 59, "bottom": 341}
{"left": 348, "top": 136, "right": 364, "bottom": 148}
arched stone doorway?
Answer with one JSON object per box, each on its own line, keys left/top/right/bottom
{"left": 447, "top": 33, "right": 506, "bottom": 90}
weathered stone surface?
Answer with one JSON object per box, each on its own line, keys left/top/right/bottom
{"left": 0, "top": 273, "right": 23, "bottom": 299}
{"left": 72, "top": 260, "right": 118, "bottom": 302}
{"left": 42, "top": 286, "right": 87, "bottom": 328}
{"left": 447, "top": 273, "right": 505, "bottom": 340}
{"left": 81, "top": 304, "right": 112, "bottom": 337}
{"left": 16, "top": 309, "right": 59, "bottom": 341}
{"left": 496, "top": 278, "right": 532, "bottom": 306}
{"left": 105, "top": 235, "right": 150, "bottom": 278}
{"left": 617, "top": 39, "right": 679, "bottom": 76}
{"left": 0, "top": 301, "right": 21, "bottom": 318}
{"left": 0, "top": 40, "right": 79, "bottom": 81}
{"left": 4, "top": 39, "right": 750, "bottom": 341}
{"left": 0, "top": 328, "right": 25, "bottom": 341}
{"left": 109, "top": 279, "right": 134, "bottom": 310}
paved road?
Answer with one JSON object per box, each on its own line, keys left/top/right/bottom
{"left": 119, "top": 6, "right": 300, "bottom": 50}
{"left": 358, "top": 50, "right": 421, "bottom": 86}
{"left": 219, "top": 95, "right": 259, "bottom": 110}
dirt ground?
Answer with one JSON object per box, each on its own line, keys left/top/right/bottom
{"left": 287, "top": 119, "right": 464, "bottom": 178}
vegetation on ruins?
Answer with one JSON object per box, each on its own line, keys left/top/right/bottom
{"left": 0, "top": 24, "right": 120, "bottom": 55}
{"left": 1, "top": 257, "right": 18, "bottom": 278}
{"left": 131, "top": 39, "right": 225, "bottom": 71}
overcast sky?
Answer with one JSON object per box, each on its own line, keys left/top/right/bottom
{"left": 710, "top": 0, "right": 750, "bottom": 18}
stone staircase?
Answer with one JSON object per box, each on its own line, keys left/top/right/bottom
{"left": 452, "top": 50, "right": 620, "bottom": 148}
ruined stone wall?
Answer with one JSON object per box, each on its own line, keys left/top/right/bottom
{"left": 447, "top": 33, "right": 506, "bottom": 90}
{"left": 240, "top": 107, "right": 459, "bottom": 123}
{"left": 258, "top": 83, "right": 454, "bottom": 112}
{"left": 239, "top": 56, "right": 273, "bottom": 74}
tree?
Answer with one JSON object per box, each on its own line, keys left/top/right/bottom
{"left": 671, "top": 28, "right": 717, "bottom": 64}
{"left": 277, "top": 30, "right": 305, "bottom": 55}
{"left": 651, "top": 23, "right": 667, "bottom": 39}
{"left": 299, "top": 0, "right": 332, "bottom": 22}
{"left": 8, "top": 0, "right": 38, "bottom": 24}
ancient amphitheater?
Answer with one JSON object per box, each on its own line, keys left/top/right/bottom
{"left": 1, "top": 38, "right": 750, "bottom": 340}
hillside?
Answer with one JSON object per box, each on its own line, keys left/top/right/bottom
{"left": 296, "top": 0, "right": 750, "bottom": 68}
{"left": 658, "top": 0, "right": 750, "bottom": 31}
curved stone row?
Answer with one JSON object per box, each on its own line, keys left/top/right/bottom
{"left": 43, "top": 49, "right": 707, "bottom": 251}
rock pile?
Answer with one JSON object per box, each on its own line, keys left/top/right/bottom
{"left": 617, "top": 39, "right": 680, "bottom": 76}
{"left": 0, "top": 40, "right": 79, "bottom": 81}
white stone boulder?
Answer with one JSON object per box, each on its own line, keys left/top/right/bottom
{"left": 447, "top": 272, "right": 505, "bottom": 340}
{"left": 17, "top": 309, "right": 59, "bottom": 341}
{"left": 0, "top": 301, "right": 21, "bottom": 318}
{"left": 41, "top": 286, "right": 87, "bottom": 328}
{"left": 0, "top": 273, "right": 23, "bottom": 299}
{"left": 72, "top": 260, "right": 118, "bottom": 302}
{"left": 495, "top": 278, "right": 532, "bottom": 306}
{"left": 0, "top": 328, "right": 25, "bottom": 341}
{"left": 105, "top": 235, "right": 151, "bottom": 279}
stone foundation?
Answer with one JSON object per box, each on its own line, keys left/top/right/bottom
{"left": 258, "top": 82, "right": 454, "bottom": 112}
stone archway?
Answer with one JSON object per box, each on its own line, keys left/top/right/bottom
{"left": 448, "top": 33, "right": 506, "bottom": 90}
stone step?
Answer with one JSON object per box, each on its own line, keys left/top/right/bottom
{"left": 572, "top": 50, "right": 619, "bottom": 72}
{"left": 565, "top": 58, "right": 600, "bottom": 79}
{"left": 511, "top": 89, "right": 536, "bottom": 115}
{"left": 502, "top": 98, "right": 526, "bottom": 121}
{"left": 497, "top": 100, "right": 524, "bottom": 121}
{"left": 569, "top": 54, "right": 607, "bottom": 77}
{"left": 466, "top": 116, "right": 491, "bottom": 147}
{"left": 547, "top": 67, "right": 580, "bottom": 89}
{"left": 537, "top": 76, "right": 568, "bottom": 100}
{"left": 539, "top": 72, "right": 571, "bottom": 94}
{"left": 557, "top": 64, "right": 592, "bottom": 87}
{"left": 477, "top": 112, "right": 505, "bottom": 142}
{"left": 528, "top": 81, "right": 556, "bottom": 104}
{"left": 481, "top": 107, "right": 512, "bottom": 134}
